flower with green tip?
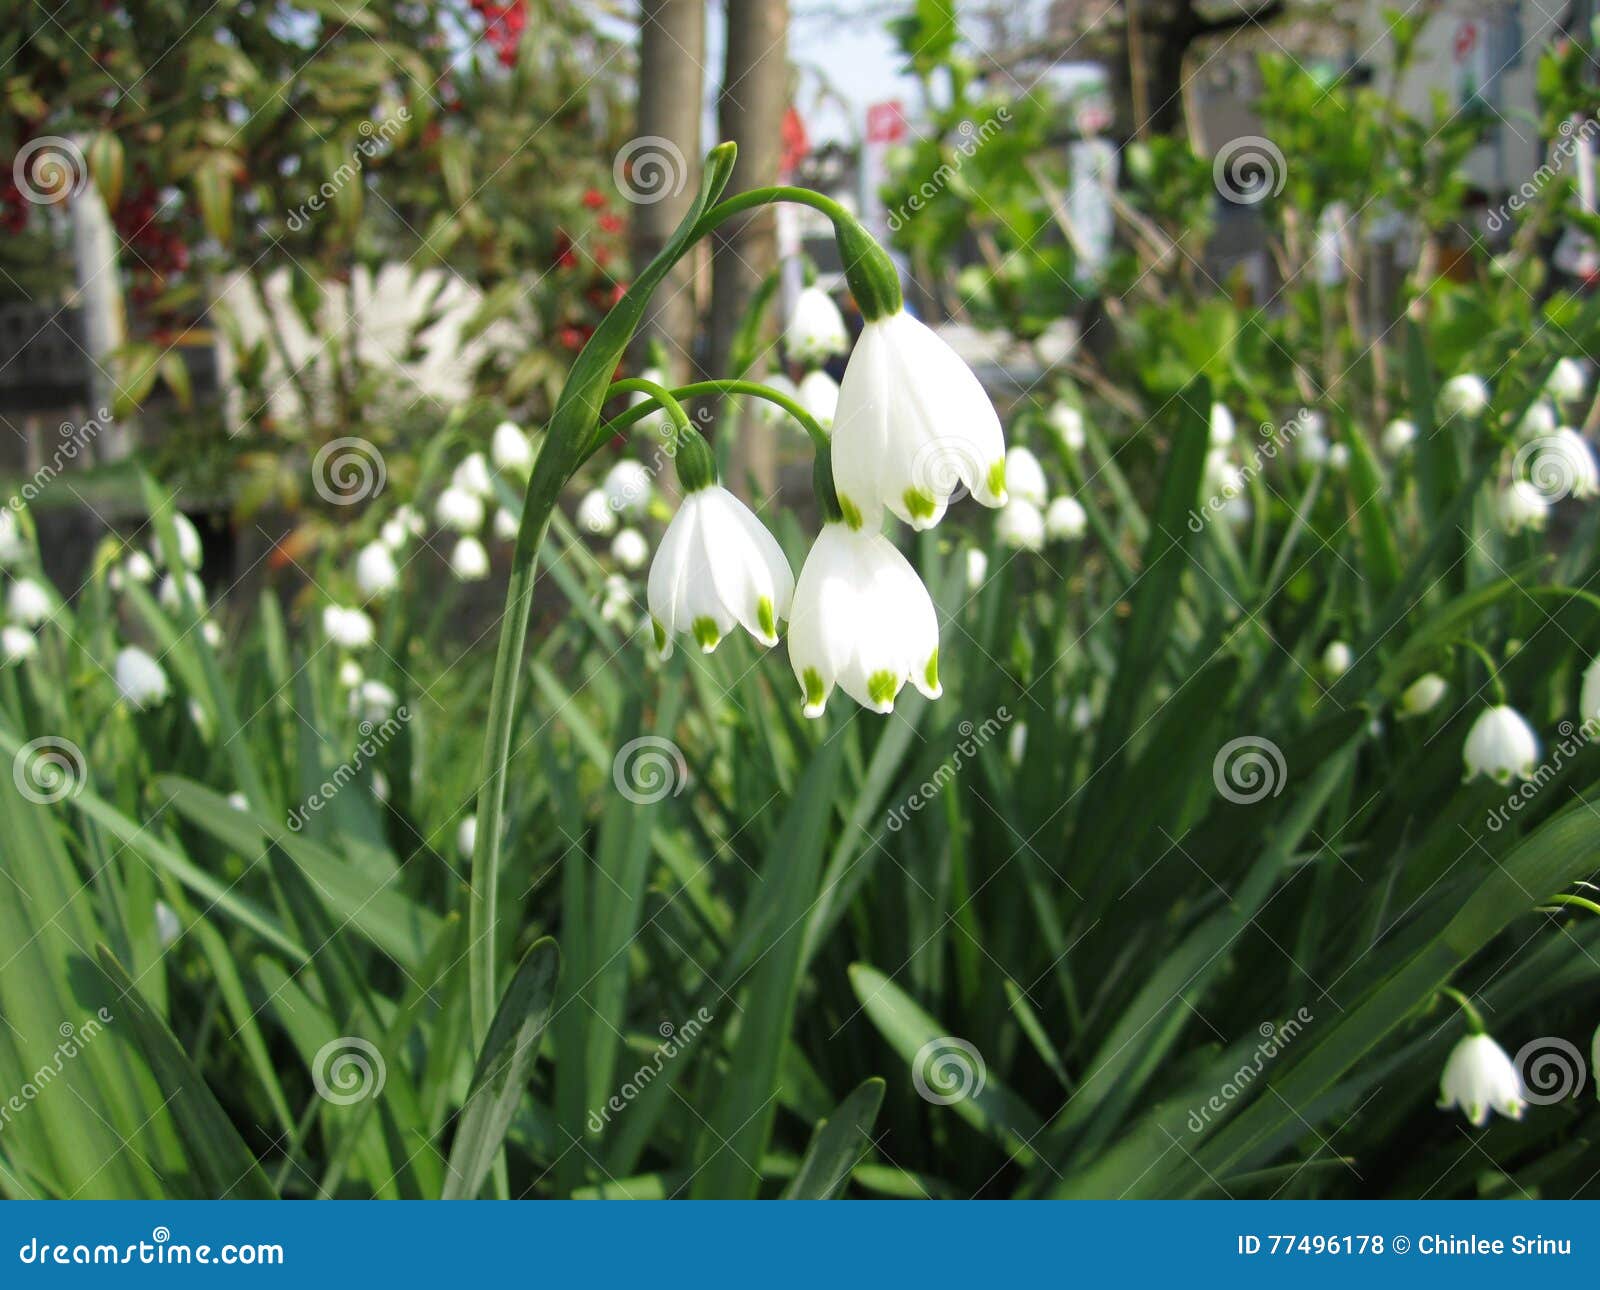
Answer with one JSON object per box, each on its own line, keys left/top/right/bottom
{"left": 1398, "top": 672, "right": 1447, "bottom": 717}
{"left": 1437, "top": 1032, "right": 1525, "bottom": 1127}
{"left": 1463, "top": 704, "right": 1539, "bottom": 783}
{"left": 784, "top": 285, "right": 849, "bottom": 365}
{"left": 647, "top": 483, "right": 793, "bottom": 661}
{"left": 787, "top": 522, "right": 941, "bottom": 718}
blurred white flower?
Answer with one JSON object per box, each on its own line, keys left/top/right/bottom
{"left": 1005, "top": 446, "right": 1048, "bottom": 507}
{"left": 1462, "top": 705, "right": 1539, "bottom": 783}
{"left": 435, "top": 486, "right": 485, "bottom": 533}
{"left": 1048, "top": 401, "right": 1085, "bottom": 451}
{"left": 1326, "top": 442, "right": 1350, "bottom": 471}
{"left": 452, "top": 452, "right": 494, "bottom": 498}
{"left": 115, "top": 645, "right": 170, "bottom": 709}
{"left": 1546, "top": 427, "right": 1600, "bottom": 499}
{"left": 1380, "top": 418, "right": 1416, "bottom": 457}
{"left": 598, "top": 574, "right": 634, "bottom": 626}
{"left": 0, "top": 509, "right": 24, "bottom": 565}
{"left": 603, "top": 460, "right": 653, "bottom": 518}
{"left": 1, "top": 625, "right": 36, "bottom": 664}
{"left": 7, "top": 577, "right": 51, "bottom": 626}
{"left": 153, "top": 900, "right": 181, "bottom": 948}
{"left": 450, "top": 536, "right": 490, "bottom": 582}
{"left": 1547, "top": 356, "right": 1588, "bottom": 404}
{"left": 1518, "top": 399, "right": 1559, "bottom": 438}
{"left": 1497, "top": 480, "right": 1549, "bottom": 535}
{"left": 351, "top": 679, "right": 397, "bottom": 723}
{"left": 648, "top": 484, "right": 792, "bottom": 658}
{"left": 1070, "top": 695, "right": 1094, "bottom": 730}
{"left": 788, "top": 523, "right": 940, "bottom": 717}
{"left": 996, "top": 499, "right": 1046, "bottom": 551}
{"left": 832, "top": 311, "right": 1005, "bottom": 530}
{"left": 227, "top": 791, "right": 248, "bottom": 811}
{"left": 382, "top": 503, "right": 424, "bottom": 549}
{"left": 1439, "top": 374, "right": 1490, "bottom": 420}
{"left": 611, "top": 527, "right": 649, "bottom": 571}
{"left": 355, "top": 540, "right": 400, "bottom": 599}
{"left": 457, "top": 815, "right": 477, "bottom": 860}
{"left": 491, "top": 420, "right": 534, "bottom": 475}
{"left": 323, "top": 605, "right": 375, "bottom": 649}
{"left": 1322, "top": 640, "right": 1352, "bottom": 679}
{"left": 201, "top": 619, "right": 222, "bottom": 649}
{"left": 755, "top": 372, "right": 799, "bottom": 427}
{"left": 965, "top": 548, "right": 988, "bottom": 590}
{"left": 797, "top": 369, "right": 839, "bottom": 429}
{"left": 1399, "top": 673, "right": 1448, "bottom": 717}
{"left": 338, "top": 659, "right": 365, "bottom": 689}
{"left": 576, "top": 489, "right": 618, "bottom": 536}
{"left": 1007, "top": 721, "right": 1028, "bottom": 766}
{"left": 784, "top": 285, "right": 849, "bottom": 364}
{"left": 1437, "top": 1032, "right": 1525, "bottom": 1127}
{"left": 1209, "top": 403, "right": 1236, "bottom": 447}
{"left": 1044, "top": 496, "right": 1087, "bottom": 541}
{"left": 371, "top": 769, "right": 389, "bottom": 803}
{"left": 123, "top": 550, "right": 156, "bottom": 584}
{"left": 493, "top": 508, "right": 519, "bottom": 541}
{"left": 1203, "top": 449, "right": 1244, "bottom": 498}
{"left": 1581, "top": 655, "right": 1600, "bottom": 723}
{"left": 151, "top": 513, "right": 203, "bottom": 570}
{"left": 628, "top": 366, "right": 669, "bottom": 434}
{"left": 158, "top": 571, "right": 205, "bottom": 614}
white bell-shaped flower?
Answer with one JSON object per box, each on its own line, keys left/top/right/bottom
{"left": 1048, "top": 401, "right": 1085, "bottom": 451}
{"left": 122, "top": 551, "right": 155, "bottom": 584}
{"left": 788, "top": 523, "right": 940, "bottom": 717}
{"left": 0, "top": 509, "right": 24, "bottom": 565}
{"left": 965, "top": 548, "right": 988, "bottom": 590}
{"left": 1399, "top": 673, "right": 1448, "bottom": 717}
{"left": 1548, "top": 356, "right": 1588, "bottom": 404}
{"left": 493, "top": 507, "right": 519, "bottom": 541}
{"left": 450, "top": 536, "right": 490, "bottom": 582}
{"left": 647, "top": 484, "right": 793, "bottom": 658}
{"left": 995, "top": 499, "right": 1045, "bottom": 551}
{"left": 1497, "top": 480, "right": 1549, "bottom": 535}
{"left": 457, "top": 815, "right": 477, "bottom": 860}
{"left": 1518, "top": 399, "right": 1559, "bottom": 438}
{"left": 435, "top": 486, "right": 485, "bottom": 533}
{"left": 355, "top": 540, "right": 399, "bottom": 599}
{"left": 338, "top": 659, "right": 365, "bottom": 689}
{"left": 323, "top": 605, "right": 375, "bottom": 649}
{"left": 115, "top": 645, "right": 170, "bottom": 709}
{"left": 1209, "top": 403, "right": 1236, "bottom": 447}
{"left": 797, "top": 369, "right": 839, "bottom": 429}
{"left": 351, "top": 679, "right": 397, "bottom": 723}
{"left": 7, "top": 577, "right": 51, "bottom": 626}
{"left": 755, "top": 372, "right": 799, "bottom": 427}
{"left": 1580, "top": 655, "right": 1600, "bottom": 726}
{"left": 452, "top": 452, "right": 494, "bottom": 499}
{"left": 1045, "top": 496, "right": 1087, "bottom": 541}
{"left": 1463, "top": 704, "right": 1539, "bottom": 783}
{"left": 1541, "top": 428, "right": 1600, "bottom": 500}
{"left": 1004, "top": 446, "right": 1048, "bottom": 507}
{"left": 2, "top": 625, "right": 36, "bottom": 664}
{"left": 1321, "top": 640, "right": 1352, "bottom": 679}
{"left": 784, "top": 285, "right": 849, "bottom": 365}
{"left": 831, "top": 310, "right": 1006, "bottom": 530}
{"left": 158, "top": 570, "right": 204, "bottom": 614}
{"left": 491, "top": 420, "right": 534, "bottom": 475}
{"left": 611, "top": 527, "right": 649, "bottom": 571}
{"left": 1439, "top": 374, "right": 1490, "bottom": 420}
{"left": 1437, "top": 1032, "right": 1525, "bottom": 1127}
{"left": 151, "top": 513, "right": 203, "bottom": 569}
{"left": 603, "top": 460, "right": 653, "bottom": 518}
{"left": 201, "top": 619, "right": 222, "bottom": 649}
{"left": 576, "top": 488, "right": 618, "bottom": 536}
{"left": 1380, "top": 418, "right": 1416, "bottom": 457}
{"left": 382, "top": 503, "right": 423, "bottom": 550}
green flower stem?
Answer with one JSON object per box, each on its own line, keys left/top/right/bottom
{"left": 1438, "top": 985, "right": 1486, "bottom": 1034}
{"left": 1452, "top": 638, "right": 1506, "bottom": 703}
{"left": 592, "top": 378, "right": 830, "bottom": 456}
{"left": 1546, "top": 892, "right": 1600, "bottom": 918}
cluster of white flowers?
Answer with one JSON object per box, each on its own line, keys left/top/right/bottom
{"left": 1, "top": 510, "right": 43, "bottom": 665}
{"left": 991, "top": 443, "right": 1087, "bottom": 556}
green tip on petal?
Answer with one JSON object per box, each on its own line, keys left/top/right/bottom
{"left": 801, "top": 667, "right": 828, "bottom": 717}
{"left": 756, "top": 596, "right": 778, "bottom": 643}
{"left": 692, "top": 616, "right": 722, "bottom": 653}
{"left": 986, "top": 459, "right": 1008, "bottom": 501}
{"left": 866, "top": 669, "right": 901, "bottom": 711}
{"left": 902, "top": 487, "right": 937, "bottom": 523}
{"left": 923, "top": 650, "right": 941, "bottom": 696}
{"left": 652, "top": 618, "right": 671, "bottom": 658}
{"left": 839, "top": 495, "right": 864, "bottom": 530}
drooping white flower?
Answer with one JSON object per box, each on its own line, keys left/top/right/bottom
{"left": 831, "top": 310, "right": 1006, "bottom": 530}
{"left": 0, "top": 509, "right": 24, "bottom": 565}
{"left": 114, "top": 645, "right": 170, "bottom": 709}
{"left": 1462, "top": 705, "right": 1539, "bottom": 783}
{"left": 323, "top": 605, "right": 375, "bottom": 649}
{"left": 1518, "top": 399, "right": 1559, "bottom": 438}
{"left": 1399, "top": 673, "right": 1448, "bottom": 717}
{"left": 965, "top": 548, "right": 988, "bottom": 590}
{"left": 602, "top": 460, "right": 653, "bottom": 519}
{"left": 355, "top": 540, "right": 399, "bottom": 599}
{"left": 226, "top": 791, "right": 248, "bottom": 811}
{"left": 1203, "top": 448, "right": 1244, "bottom": 498}
{"left": 1322, "top": 640, "right": 1352, "bottom": 679}
{"left": 1381, "top": 418, "right": 1417, "bottom": 457}
{"left": 598, "top": 574, "right": 634, "bottom": 626}
{"left": 995, "top": 499, "right": 1045, "bottom": 551}
{"left": 371, "top": 769, "right": 389, "bottom": 803}
{"left": 1326, "top": 442, "right": 1350, "bottom": 472}
{"left": 435, "top": 486, "right": 485, "bottom": 533}
{"left": 450, "top": 536, "right": 490, "bottom": 582}
{"left": 1437, "top": 1032, "right": 1525, "bottom": 1127}
{"left": 151, "top": 513, "right": 203, "bottom": 570}
{"left": 457, "top": 815, "right": 477, "bottom": 860}
{"left": 797, "top": 369, "right": 839, "bottom": 429}
{"left": 576, "top": 489, "right": 618, "bottom": 536}
{"left": 452, "top": 451, "right": 494, "bottom": 499}
{"left": 7, "top": 577, "right": 51, "bottom": 626}
{"left": 755, "top": 372, "right": 799, "bottom": 427}
{"left": 158, "top": 571, "right": 205, "bottom": 614}
{"left": 201, "top": 619, "right": 222, "bottom": 649}
{"left": 1543, "top": 428, "right": 1600, "bottom": 499}
{"left": 1497, "top": 480, "right": 1549, "bottom": 535}
{"left": 1048, "top": 401, "right": 1085, "bottom": 451}
{"left": 1007, "top": 721, "right": 1028, "bottom": 766}
{"left": 1547, "top": 356, "right": 1588, "bottom": 404}
{"left": 611, "top": 527, "right": 649, "bottom": 571}
{"left": 1439, "top": 374, "right": 1490, "bottom": 420}
{"left": 491, "top": 420, "right": 534, "bottom": 475}
{"left": 1070, "top": 694, "right": 1094, "bottom": 730}
{"left": 1580, "top": 655, "right": 1600, "bottom": 723}
{"left": 1209, "top": 403, "right": 1236, "bottom": 447}
{"left": 382, "top": 503, "right": 424, "bottom": 550}
{"left": 629, "top": 366, "right": 669, "bottom": 434}
{"left": 351, "top": 679, "right": 397, "bottom": 723}
{"left": 121, "top": 551, "right": 156, "bottom": 585}
{"left": 338, "top": 658, "right": 365, "bottom": 689}
{"left": 491, "top": 508, "right": 518, "bottom": 542}
{"left": 788, "top": 523, "right": 941, "bottom": 717}
{"left": 784, "top": 285, "right": 850, "bottom": 365}
{"left": 153, "top": 900, "right": 181, "bottom": 947}
{"left": 1004, "top": 447, "right": 1048, "bottom": 507}
{"left": 648, "top": 484, "right": 793, "bottom": 658}
{"left": 1, "top": 625, "right": 36, "bottom": 664}
{"left": 1044, "top": 496, "right": 1087, "bottom": 541}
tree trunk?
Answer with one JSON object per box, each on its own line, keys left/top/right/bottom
{"left": 708, "top": 0, "right": 788, "bottom": 499}
{"left": 632, "top": 0, "right": 706, "bottom": 383}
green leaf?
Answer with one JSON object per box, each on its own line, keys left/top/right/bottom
{"left": 782, "top": 1078, "right": 886, "bottom": 1199}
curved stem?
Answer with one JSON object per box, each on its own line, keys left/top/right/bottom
{"left": 1452, "top": 638, "right": 1505, "bottom": 703}
{"left": 1438, "top": 985, "right": 1486, "bottom": 1034}
{"left": 609, "top": 377, "right": 696, "bottom": 448}
{"left": 587, "top": 379, "right": 830, "bottom": 459}
{"left": 1545, "top": 892, "right": 1600, "bottom": 918}
{"left": 693, "top": 185, "right": 855, "bottom": 241}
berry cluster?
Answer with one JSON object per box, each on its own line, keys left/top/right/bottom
{"left": 468, "top": 0, "right": 528, "bottom": 67}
